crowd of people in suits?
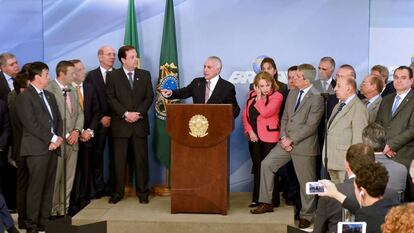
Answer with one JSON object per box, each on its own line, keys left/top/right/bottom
{"left": 242, "top": 56, "right": 414, "bottom": 231}
{"left": 1, "top": 48, "right": 414, "bottom": 233}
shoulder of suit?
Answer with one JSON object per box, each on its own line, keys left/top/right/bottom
{"left": 218, "top": 77, "right": 235, "bottom": 88}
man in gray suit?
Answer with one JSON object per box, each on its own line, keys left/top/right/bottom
{"left": 251, "top": 64, "right": 324, "bottom": 229}
{"left": 362, "top": 123, "right": 407, "bottom": 194}
{"left": 324, "top": 66, "right": 368, "bottom": 183}
{"left": 46, "top": 61, "right": 84, "bottom": 216}
{"left": 376, "top": 65, "right": 414, "bottom": 201}
{"left": 15, "top": 62, "right": 63, "bottom": 233}
{"left": 360, "top": 74, "right": 383, "bottom": 123}
{"left": 313, "top": 144, "right": 374, "bottom": 233}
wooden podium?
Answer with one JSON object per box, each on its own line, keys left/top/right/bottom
{"left": 166, "top": 104, "right": 233, "bottom": 215}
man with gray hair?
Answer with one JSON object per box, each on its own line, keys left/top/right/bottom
{"left": 251, "top": 64, "right": 324, "bottom": 229}
{"left": 324, "top": 65, "right": 368, "bottom": 184}
{"left": 0, "top": 53, "right": 20, "bottom": 101}
{"left": 313, "top": 57, "right": 336, "bottom": 94}
{"left": 161, "top": 56, "right": 240, "bottom": 118}
{"left": 362, "top": 123, "right": 407, "bottom": 193}
{"left": 360, "top": 75, "right": 384, "bottom": 123}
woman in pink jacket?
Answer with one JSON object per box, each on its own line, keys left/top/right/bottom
{"left": 242, "top": 71, "right": 283, "bottom": 207}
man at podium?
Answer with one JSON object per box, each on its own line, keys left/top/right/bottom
{"left": 161, "top": 56, "right": 240, "bottom": 118}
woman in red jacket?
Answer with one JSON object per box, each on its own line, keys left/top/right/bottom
{"left": 242, "top": 71, "right": 283, "bottom": 207}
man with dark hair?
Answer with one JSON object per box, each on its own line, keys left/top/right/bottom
{"left": 8, "top": 71, "right": 30, "bottom": 229}
{"left": 370, "top": 65, "right": 395, "bottom": 97}
{"left": 161, "top": 56, "right": 240, "bottom": 118}
{"left": 362, "top": 123, "right": 407, "bottom": 193}
{"left": 314, "top": 143, "right": 375, "bottom": 233}
{"left": 251, "top": 64, "right": 324, "bottom": 229}
{"left": 376, "top": 65, "right": 414, "bottom": 201}
{"left": 85, "top": 46, "right": 116, "bottom": 198}
{"left": 287, "top": 65, "right": 298, "bottom": 90}
{"left": 106, "top": 45, "right": 154, "bottom": 204}
{"left": 360, "top": 75, "right": 384, "bottom": 123}
{"left": 16, "top": 61, "right": 63, "bottom": 233}
{"left": 324, "top": 67, "right": 368, "bottom": 183}
{"left": 46, "top": 60, "right": 84, "bottom": 217}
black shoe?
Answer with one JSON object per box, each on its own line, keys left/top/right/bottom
{"left": 49, "top": 215, "right": 64, "bottom": 221}
{"left": 109, "top": 195, "right": 122, "bottom": 204}
{"left": 37, "top": 225, "right": 46, "bottom": 231}
{"left": 26, "top": 228, "right": 39, "bottom": 233}
{"left": 298, "top": 218, "right": 311, "bottom": 228}
{"left": 94, "top": 190, "right": 106, "bottom": 199}
{"left": 248, "top": 202, "right": 259, "bottom": 208}
{"left": 139, "top": 196, "right": 149, "bottom": 204}
{"left": 7, "top": 226, "right": 19, "bottom": 233}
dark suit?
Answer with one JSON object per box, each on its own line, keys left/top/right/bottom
{"left": 344, "top": 198, "right": 398, "bottom": 233}
{"left": 106, "top": 68, "right": 154, "bottom": 200}
{"left": 69, "top": 82, "right": 100, "bottom": 214}
{"left": 85, "top": 67, "right": 113, "bottom": 194}
{"left": 15, "top": 85, "right": 61, "bottom": 231}
{"left": 170, "top": 76, "right": 240, "bottom": 118}
{"left": 0, "top": 72, "right": 11, "bottom": 101}
{"left": 8, "top": 90, "right": 28, "bottom": 227}
{"left": 0, "top": 99, "right": 10, "bottom": 169}
{"left": 313, "top": 178, "right": 358, "bottom": 233}
{"left": 381, "top": 81, "right": 396, "bottom": 98}
{"left": 376, "top": 89, "right": 414, "bottom": 201}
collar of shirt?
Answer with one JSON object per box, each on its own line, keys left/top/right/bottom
{"left": 343, "top": 94, "right": 356, "bottom": 105}
{"left": 206, "top": 75, "right": 219, "bottom": 92}
{"left": 55, "top": 79, "right": 68, "bottom": 90}
{"left": 72, "top": 82, "right": 83, "bottom": 88}
{"left": 100, "top": 66, "right": 112, "bottom": 76}
{"left": 123, "top": 67, "right": 134, "bottom": 78}
{"left": 348, "top": 174, "right": 356, "bottom": 179}
{"left": 367, "top": 94, "right": 380, "bottom": 107}
{"left": 396, "top": 88, "right": 411, "bottom": 102}
{"left": 31, "top": 84, "right": 43, "bottom": 94}
{"left": 300, "top": 84, "right": 313, "bottom": 96}
{"left": 4, "top": 72, "right": 14, "bottom": 90}
{"left": 325, "top": 77, "right": 333, "bottom": 86}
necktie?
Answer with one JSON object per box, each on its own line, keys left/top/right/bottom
{"left": 322, "top": 81, "right": 328, "bottom": 92}
{"left": 205, "top": 80, "right": 211, "bottom": 103}
{"left": 328, "top": 102, "right": 346, "bottom": 128}
{"left": 294, "top": 90, "right": 304, "bottom": 112}
{"left": 127, "top": 72, "right": 134, "bottom": 88}
{"left": 103, "top": 70, "right": 108, "bottom": 83}
{"left": 391, "top": 95, "right": 401, "bottom": 116}
{"left": 39, "top": 92, "right": 53, "bottom": 120}
{"left": 76, "top": 85, "right": 84, "bottom": 111}
{"left": 66, "top": 91, "right": 73, "bottom": 113}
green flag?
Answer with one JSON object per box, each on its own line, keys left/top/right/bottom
{"left": 154, "top": 0, "right": 179, "bottom": 171}
{"left": 124, "top": 0, "right": 141, "bottom": 67}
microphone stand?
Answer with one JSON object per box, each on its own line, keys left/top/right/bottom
{"left": 62, "top": 89, "right": 69, "bottom": 224}
{"left": 320, "top": 93, "right": 330, "bottom": 179}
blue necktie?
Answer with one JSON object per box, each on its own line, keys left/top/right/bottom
{"left": 391, "top": 95, "right": 401, "bottom": 116}
{"left": 294, "top": 90, "right": 304, "bottom": 112}
{"left": 328, "top": 102, "right": 346, "bottom": 128}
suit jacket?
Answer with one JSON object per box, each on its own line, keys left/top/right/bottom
{"left": 313, "top": 178, "right": 358, "bottom": 233}
{"left": 80, "top": 82, "right": 100, "bottom": 132}
{"left": 85, "top": 67, "right": 110, "bottom": 120}
{"left": 0, "top": 72, "right": 11, "bottom": 102}
{"left": 324, "top": 96, "right": 368, "bottom": 170}
{"left": 353, "top": 198, "right": 398, "bottom": 233}
{"left": 250, "top": 80, "right": 288, "bottom": 120}
{"left": 0, "top": 99, "right": 11, "bottom": 167}
{"left": 381, "top": 81, "right": 396, "bottom": 98}
{"left": 15, "top": 85, "right": 62, "bottom": 156}
{"left": 375, "top": 153, "right": 407, "bottom": 192}
{"left": 312, "top": 78, "right": 336, "bottom": 94}
{"left": 170, "top": 76, "right": 240, "bottom": 118}
{"left": 365, "top": 95, "right": 382, "bottom": 124}
{"left": 7, "top": 91, "right": 21, "bottom": 162}
{"left": 376, "top": 89, "right": 414, "bottom": 167}
{"left": 78, "top": 82, "right": 100, "bottom": 148}
{"left": 280, "top": 86, "right": 324, "bottom": 156}
{"left": 106, "top": 68, "right": 154, "bottom": 138}
{"left": 46, "top": 80, "right": 84, "bottom": 150}
{"left": 242, "top": 90, "right": 283, "bottom": 143}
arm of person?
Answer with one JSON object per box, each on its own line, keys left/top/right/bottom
{"left": 387, "top": 108, "right": 414, "bottom": 152}
{"left": 351, "top": 105, "right": 368, "bottom": 145}
{"left": 253, "top": 92, "right": 283, "bottom": 118}
{"left": 0, "top": 101, "right": 11, "bottom": 151}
